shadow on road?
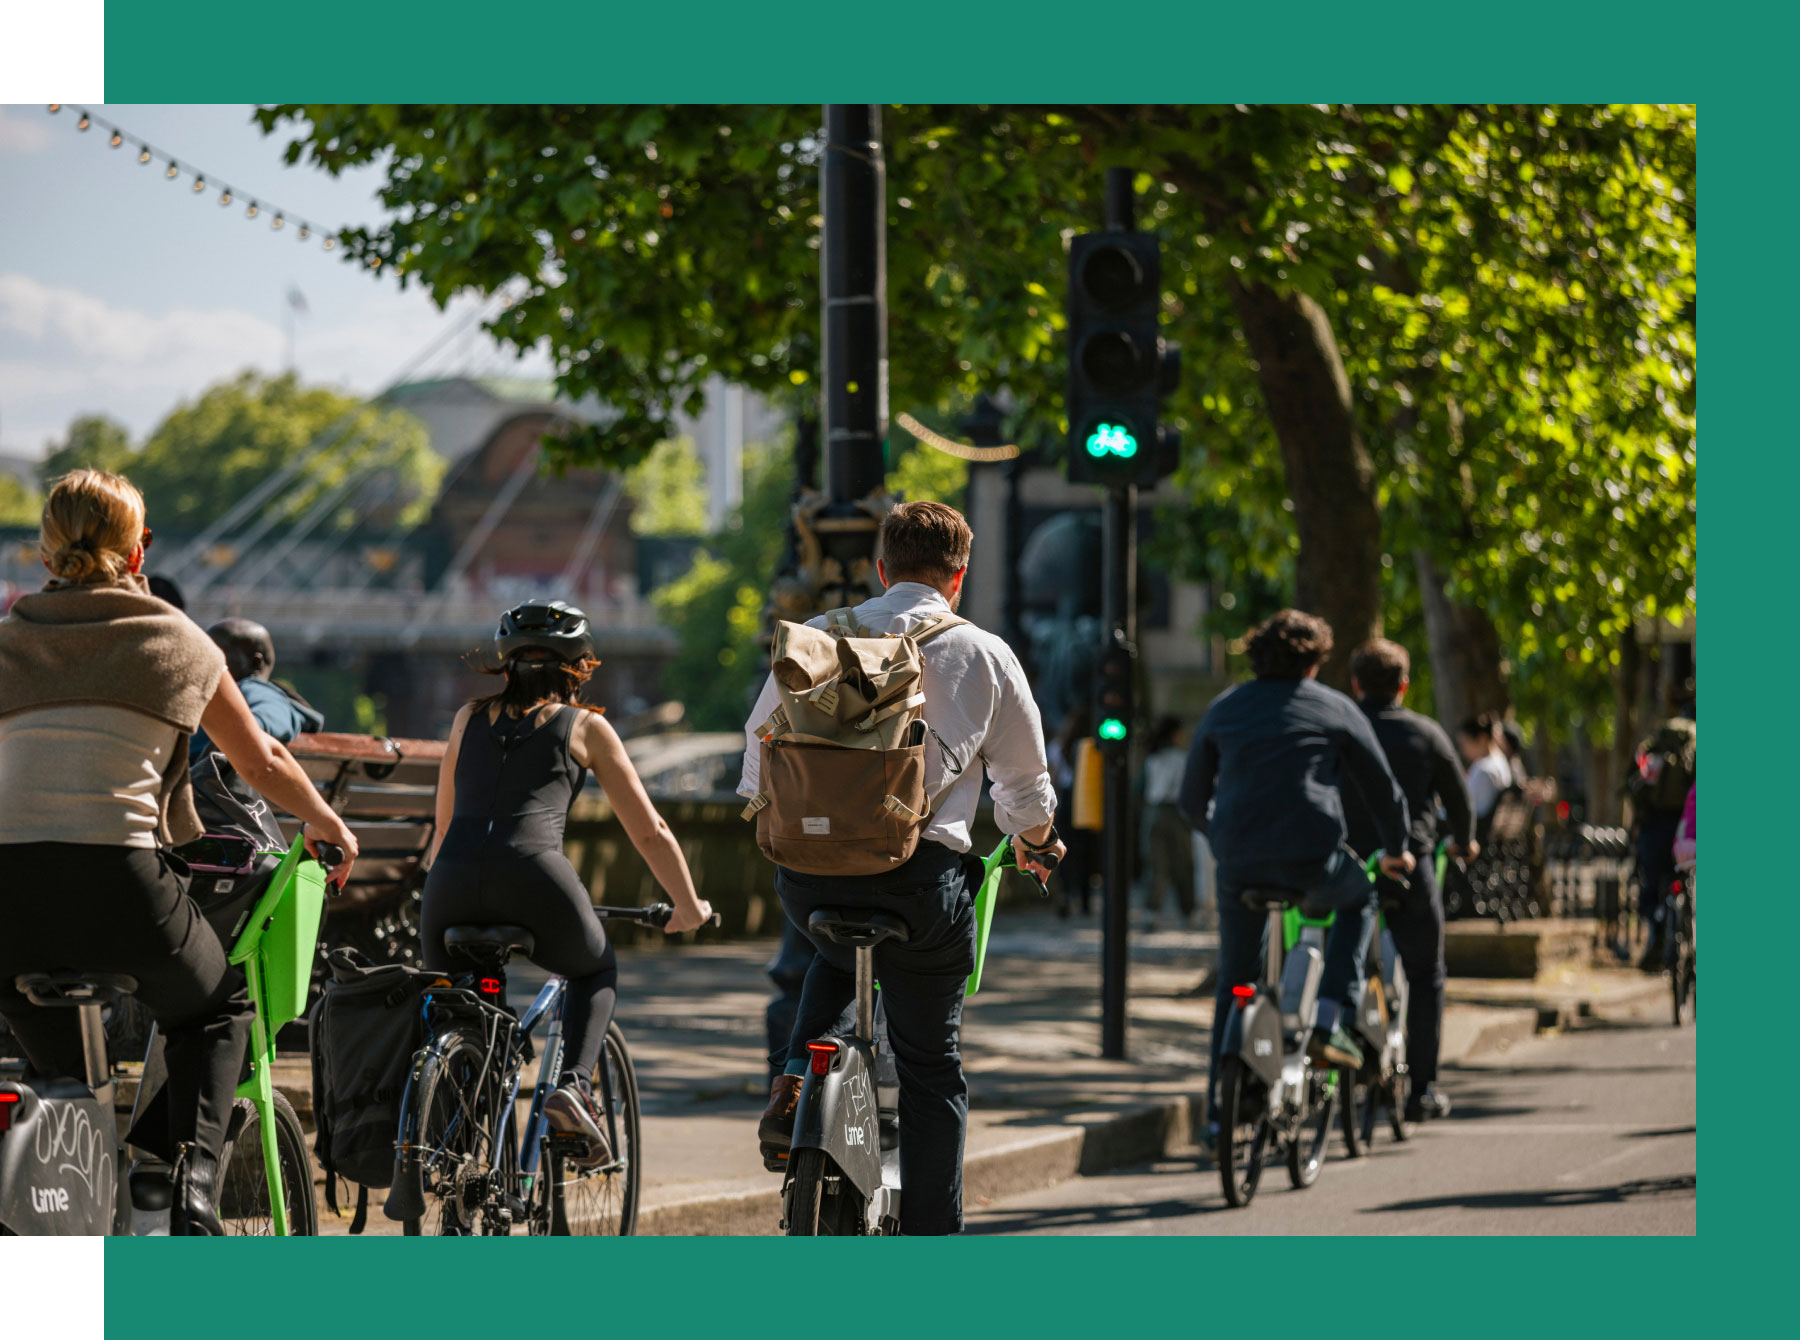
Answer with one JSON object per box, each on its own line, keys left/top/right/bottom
{"left": 1367, "top": 1174, "right": 1696, "bottom": 1215}
{"left": 965, "top": 1197, "right": 1222, "bottom": 1235}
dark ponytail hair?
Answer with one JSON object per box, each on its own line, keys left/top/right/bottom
{"left": 469, "top": 653, "right": 605, "bottom": 719}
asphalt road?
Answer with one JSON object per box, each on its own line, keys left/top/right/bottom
{"left": 967, "top": 1016, "right": 1696, "bottom": 1236}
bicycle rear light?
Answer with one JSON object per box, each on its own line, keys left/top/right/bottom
{"left": 478, "top": 977, "right": 503, "bottom": 996}
{"left": 806, "top": 1041, "right": 838, "bottom": 1076}
{"left": 0, "top": 1090, "right": 19, "bottom": 1134}
{"left": 1231, "top": 984, "right": 1256, "bottom": 1004}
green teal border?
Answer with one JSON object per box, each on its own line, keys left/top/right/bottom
{"left": 98, "top": 0, "right": 1757, "bottom": 1328}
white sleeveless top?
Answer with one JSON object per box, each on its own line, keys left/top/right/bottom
{"left": 0, "top": 705, "right": 182, "bottom": 848}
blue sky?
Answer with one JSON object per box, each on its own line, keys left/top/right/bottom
{"left": 0, "top": 103, "right": 549, "bottom": 457}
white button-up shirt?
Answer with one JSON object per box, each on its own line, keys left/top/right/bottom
{"left": 737, "top": 582, "right": 1057, "bottom": 854}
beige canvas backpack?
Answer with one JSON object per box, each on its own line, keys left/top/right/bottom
{"left": 741, "top": 605, "right": 966, "bottom": 876}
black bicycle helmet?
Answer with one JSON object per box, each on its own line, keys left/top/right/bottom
{"left": 495, "top": 599, "right": 593, "bottom": 663}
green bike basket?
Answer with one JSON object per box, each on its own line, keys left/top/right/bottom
{"left": 258, "top": 854, "right": 327, "bottom": 1031}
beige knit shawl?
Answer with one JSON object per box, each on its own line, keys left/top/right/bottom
{"left": 0, "top": 574, "right": 227, "bottom": 845}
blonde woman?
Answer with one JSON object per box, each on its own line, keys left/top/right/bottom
{"left": 0, "top": 469, "right": 359, "bottom": 1234}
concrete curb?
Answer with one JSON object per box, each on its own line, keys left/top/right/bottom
{"left": 637, "top": 1093, "right": 1207, "bottom": 1236}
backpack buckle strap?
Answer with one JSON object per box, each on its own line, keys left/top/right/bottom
{"left": 741, "top": 793, "right": 770, "bottom": 822}
{"left": 908, "top": 613, "right": 967, "bottom": 646}
{"left": 808, "top": 684, "right": 841, "bottom": 715}
{"left": 757, "top": 707, "right": 790, "bottom": 741}
{"left": 855, "top": 692, "right": 927, "bottom": 733}
{"left": 825, "top": 607, "right": 864, "bottom": 639}
{"left": 882, "top": 794, "right": 929, "bottom": 823}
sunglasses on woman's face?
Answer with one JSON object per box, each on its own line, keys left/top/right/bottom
{"left": 140, "top": 528, "right": 153, "bottom": 551}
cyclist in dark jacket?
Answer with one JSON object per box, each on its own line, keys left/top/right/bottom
{"left": 1343, "top": 638, "right": 1477, "bottom": 1122}
{"left": 187, "top": 618, "right": 324, "bottom": 764}
{"left": 423, "top": 601, "right": 712, "bottom": 1162}
{"left": 1180, "top": 610, "right": 1413, "bottom": 1144}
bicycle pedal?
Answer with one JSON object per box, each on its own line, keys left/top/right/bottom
{"left": 761, "top": 1143, "right": 790, "bottom": 1173}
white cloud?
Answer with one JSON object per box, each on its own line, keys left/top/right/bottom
{"left": 0, "top": 273, "right": 285, "bottom": 449}
{"left": 0, "top": 107, "right": 55, "bottom": 155}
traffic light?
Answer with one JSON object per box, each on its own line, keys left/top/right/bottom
{"left": 1065, "top": 231, "right": 1181, "bottom": 488}
{"left": 1095, "top": 637, "right": 1134, "bottom": 753}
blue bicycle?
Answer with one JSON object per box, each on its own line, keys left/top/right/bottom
{"left": 387, "top": 902, "right": 715, "bottom": 1236}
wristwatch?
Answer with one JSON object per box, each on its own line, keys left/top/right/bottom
{"left": 1023, "top": 826, "right": 1061, "bottom": 854}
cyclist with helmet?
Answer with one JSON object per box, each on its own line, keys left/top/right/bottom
{"left": 187, "top": 617, "right": 323, "bottom": 764}
{"left": 422, "top": 600, "right": 713, "bottom": 1159}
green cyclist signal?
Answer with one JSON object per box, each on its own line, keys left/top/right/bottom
{"left": 1085, "top": 422, "right": 1139, "bottom": 459}
{"left": 1097, "top": 717, "right": 1128, "bottom": 741}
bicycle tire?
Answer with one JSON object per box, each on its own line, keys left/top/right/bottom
{"left": 407, "top": 1031, "right": 492, "bottom": 1236}
{"left": 784, "top": 1148, "right": 828, "bottom": 1235}
{"left": 1671, "top": 900, "right": 1696, "bottom": 1027}
{"left": 1286, "top": 1066, "right": 1336, "bottom": 1190}
{"left": 536, "top": 1021, "right": 641, "bottom": 1236}
{"left": 1341, "top": 1069, "right": 1368, "bottom": 1159}
{"left": 1387, "top": 1069, "right": 1413, "bottom": 1142}
{"left": 1217, "top": 1058, "right": 1268, "bottom": 1208}
{"left": 214, "top": 1092, "right": 316, "bottom": 1236}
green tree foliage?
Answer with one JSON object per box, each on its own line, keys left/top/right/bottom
{"left": 261, "top": 104, "right": 1695, "bottom": 723}
{"left": 887, "top": 439, "right": 969, "bottom": 507}
{"left": 40, "top": 415, "right": 134, "bottom": 487}
{"left": 133, "top": 371, "right": 442, "bottom": 534}
{"left": 652, "top": 441, "right": 792, "bottom": 729}
{"left": 625, "top": 436, "right": 709, "bottom": 536}
{"left": 0, "top": 473, "right": 41, "bottom": 526}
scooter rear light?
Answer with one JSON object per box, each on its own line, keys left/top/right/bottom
{"left": 0, "top": 1090, "right": 20, "bottom": 1134}
{"left": 806, "top": 1042, "right": 838, "bottom": 1076}
{"left": 1231, "top": 984, "right": 1256, "bottom": 1004}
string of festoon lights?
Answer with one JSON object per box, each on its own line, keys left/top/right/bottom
{"left": 44, "top": 104, "right": 370, "bottom": 263}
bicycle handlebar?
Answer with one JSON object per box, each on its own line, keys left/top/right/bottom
{"left": 594, "top": 903, "right": 722, "bottom": 930}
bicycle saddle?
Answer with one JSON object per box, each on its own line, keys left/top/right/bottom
{"left": 1238, "top": 886, "right": 1304, "bottom": 911}
{"left": 15, "top": 972, "right": 139, "bottom": 1007}
{"left": 807, "top": 908, "right": 911, "bottom": 949}
{"left": 442, "top": 924, "right": 536, "bottom": 966}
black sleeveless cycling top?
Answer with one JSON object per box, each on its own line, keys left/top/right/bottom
{"left": 438, "top": 705, "right": 584, "bottom": 862}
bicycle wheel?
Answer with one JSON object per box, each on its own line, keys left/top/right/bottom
{"left": 1287, "top": 1066, "right": 1337, "bottom": 1189}
{"left": 1671, "top": 899, "right": 1696, "bottom": 1027}
{"left": 215, "top": 1091, "right": 316, "bottom": 1235}
{"left": 407, "top": 1032, "right": 492, "bottom": 1236}
{"left": 784, "top": 1148, "right": 829, "bottom": 1235}
{"left": 1387, "top": 1069, "right": 1413, "bottom": 1142}
{"left": 537, "top": 1021, "right": 641, "bottom": 1236}
{"left": 1341, "top": 1068, "right": 1370, "bottom": 1158}
{"left": 1217, "top": 1058, "right": 1269, "bottom": 1208}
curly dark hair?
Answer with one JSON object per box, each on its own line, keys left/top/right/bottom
{"left": 1246, "top": 609, "right": 1335, "bottom": 680}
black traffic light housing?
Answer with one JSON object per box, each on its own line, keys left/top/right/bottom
{"left": 1066, "top": 231, "right": 1181, "bottom": 488}
{"left": 1094, "top": 636, "right": 1135, "bottom": 754}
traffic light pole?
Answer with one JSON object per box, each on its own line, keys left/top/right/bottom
{"left": 1100, "top": 166, "right": 1136, "bottom": 1062}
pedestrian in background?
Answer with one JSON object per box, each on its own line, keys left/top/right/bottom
{"left": 1456, "top": 715, "right": 1514, "bottom": 821}
{"left": 1140, "top": 715, "right": 1197, "bottom": 931}
{"left": 1047, "top": 707, "right": 1097, "bottom": 918}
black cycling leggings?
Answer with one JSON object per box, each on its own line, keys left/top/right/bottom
{"left": 0, "top": 843, "right": 253, "bottom": 1163}
{"left": 421, "top": 850, "right": 618, "bottom": 1088}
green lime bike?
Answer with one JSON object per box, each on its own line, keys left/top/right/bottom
{"left": 0, "top": 830, "right": 339, "bottom": 1236}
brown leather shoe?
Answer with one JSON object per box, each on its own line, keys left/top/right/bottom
{"left": 758, "top": 1074, "right": 804, "bottom": 1150}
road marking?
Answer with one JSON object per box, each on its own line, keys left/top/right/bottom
{"left": 1425, "top": 1122, "right": 1692, "bottom": 1137}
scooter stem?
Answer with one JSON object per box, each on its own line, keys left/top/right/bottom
{"left": 855, "top": 945, "right": 875, "bottom": 1043}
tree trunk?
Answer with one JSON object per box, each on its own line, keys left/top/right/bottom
{"left": 1414, "top": 548, "right": 1511, "bottom": 728}
{"left": 1228, "top": 279, "right": 1383, "bottom": 687}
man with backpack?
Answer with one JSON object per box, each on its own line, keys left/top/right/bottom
{"left": 737, "top": 501, "right": 1063, "bottom": 1236}
{"left": 1628, "top": 683, "right": 1697, "bottom": 971}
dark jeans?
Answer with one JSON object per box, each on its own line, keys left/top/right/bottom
{"left": 1380, "top": 852, "right": 1446, "bottom": 1088}
{"left": 778, "top": 841, "right": 978, "bottom": 1236}
{"left": 0, "top": 843, "right": 253, "bottom": 1165}
{"left": 1637, "top": 813, "right": 1680, "bottom": 957}
{"left": 1209, "top": 847, "right": 1376, "bottom": 1109}
{"left": 765, "top": 914, "right": 816, "bottom": 1076}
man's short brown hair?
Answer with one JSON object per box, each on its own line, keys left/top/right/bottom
{"left": 878, "top": 500, "right": 972, "bottom": 584}
{"left": 1245, "top": 608, "right": 1334, "bottom": 680}
{"left": 1349, "top": 638, "right": 1410, "bottom": 702}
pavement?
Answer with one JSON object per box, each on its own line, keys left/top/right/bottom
{"left": 964, "top": 999, "right": 1696, "bottom": 1235}
{"left": 281, "top": 907, "right": 1671, "bottom": 1236}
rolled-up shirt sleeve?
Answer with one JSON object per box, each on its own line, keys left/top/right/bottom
{"left": 980, "top": 645, "right": 1057, "bottom": 834}
{"left": 736, "top": 671, "right": 782, "bottom": 801}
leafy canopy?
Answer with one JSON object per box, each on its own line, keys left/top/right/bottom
{"left": 261, "top": 104, "right": 1695, "bottom": 724}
